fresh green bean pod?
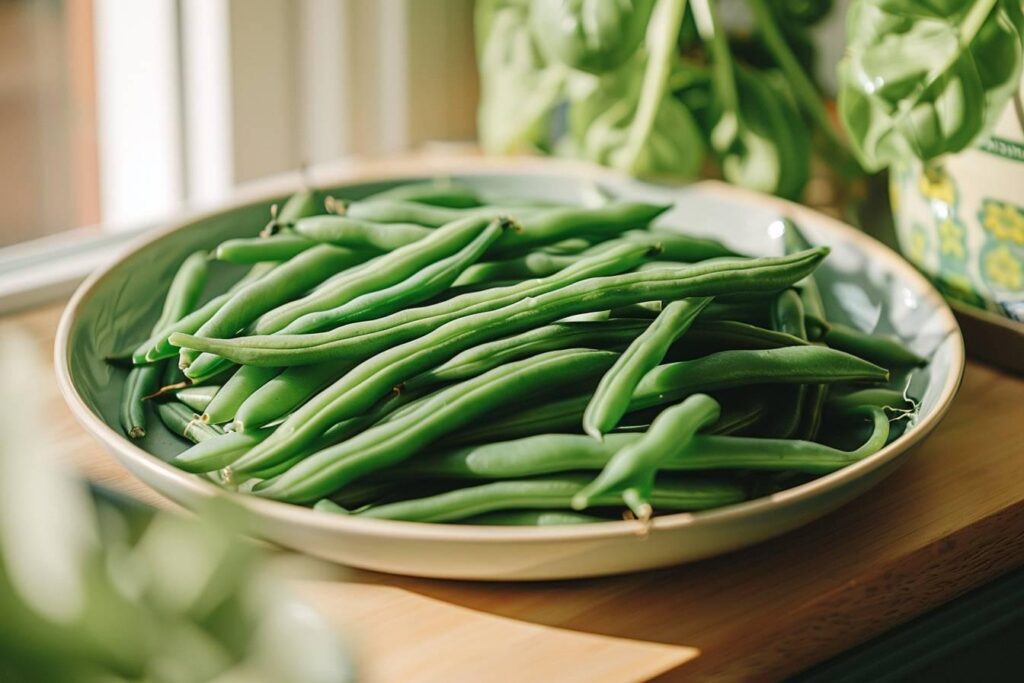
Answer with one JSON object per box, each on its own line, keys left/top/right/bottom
{"left": 453, "top": 345, "right": 888, "bottom": 444}
{"left": 575, "top": 394, "right": 722, "bottom": 516}
{"left": 782, "top": 219, "right": 829, "bottom": 438}
{"left": 825, "top": 388, "right": 915, "bottom": 415}
{"left": 768, "top": 288, "right": 808, "bottom": 439}
{"left": 332, "top": 475, "right": 745, "bottom": 523}
{"left": 337, "top": 199, "right": 536, "bottom": 226}
{"left": 174, "top": 385, "right": 221, "bottom": 413}
{"left": 824, "top": 322, "right": 926, "bottom": 368}
{"left": 173, "top": 247, "right": 827, "bottom": 370}
{"left": 254, "top": 216, "right": 502, "bottom": 335}
{"left": 156, "top": 402, "right": 222, "bottom": 443}
{"left": 221, "top": 249, "right": 828, "bottom": 474}
{"left": 294, "top": 216, "right": 432, "bottom": 251}
{"left": 359, "top": 181, "right": 482, "bottom": 208}
{"left": 622, "top": 229, "right": 742, "bottom": 261}
{"left": 213, "top": 233, "right": 318, "bottom": 263}
{"left": 341, "top": 200, "right": 669, "bottom": 256}
{"left": 411, "top": 400, "right": 892, "bottom": 484}
{"left": 170, "top": 428, "right": 274, "bottom": 473}
{"left": 251, "top": 349, "right": 620, "bottom": 501}
{"left": 182, "top": 245, "right": 371, "bottom": 377}
{"left": 271, "top": 188, "right": 326, "bottom": 227}
{"left": 676, "top": 319, "right": 809, "bottom": 353}
{"left": 138, "top": 262, "right": 278, "bottom": 363}
{"left": 233, "top": 359, "right": 353, "bottom": 431}
{"left": 128, "top": 250, "right": 211, "bottom": 363}
{"left": 279, "top": 218, "right": 509, "bottom": 331}
{"left": 170, "top": 242, "right": 655, "bottom": 363}
{"left": 120, "top": 250, "right": 210, "bottom": 436}
{"left": 452, "top": 251, "right": 582, "bottom": 287}
{"left": 119, "top": 365, "right": 164, "bottom": 439}
{"left": 584, "top": 297, "right": 712, "bottom": 439}
{"left": 203, "top": 365, "right": 282, "bottom": 425}
{"left": 403, "top": 320, "right": 649, "bottom": 391}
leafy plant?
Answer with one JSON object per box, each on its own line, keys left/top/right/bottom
{"left": 838, "top": 0, "right": 1024, "bottom": 171}
{"left": 477, "top": 0, "right": 1024, "bottom": 198}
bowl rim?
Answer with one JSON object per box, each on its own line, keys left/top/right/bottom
{"left": 54, "top": 155, "right": 965, "bottom": 544}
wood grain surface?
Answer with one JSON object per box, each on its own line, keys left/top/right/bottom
{"left": 6, "top": 302, "right": 1024, "bottom": 683}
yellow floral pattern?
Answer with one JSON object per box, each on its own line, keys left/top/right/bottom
{"left": 906, "top": 224, "right": 928, "bottom": 263}
{"left": 983, "top": 246, "right": 1023, "bottom": 290}
{"left": 980, "top": 200, "right": 1024, "bottom": 245}
{"left": 937, "top": 219, "right": 965, "bottom": 257}
{"left": 918, "top": 166, "right": 955, "bottom": 206}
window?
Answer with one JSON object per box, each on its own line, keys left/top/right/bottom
{"left": 0, "top": 0, "right": 477, "bottom": 310}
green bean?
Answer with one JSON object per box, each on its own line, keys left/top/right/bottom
{"left": 253, "top": 216, "right": 502, "bottom": 335}
{"left": 170, "top": 242, "right": 655, "bottom": 364}
{"left": 359, "top": 181, "right": 482, "bottom": 208}
{"left": 214, "top": 233, "right": 318, "bottom": 263}
{"left": 767, "top": 289, "right": 808, "bottom": 438}
{"left": 120, "top": 250, "right": 210, "bottom": 436}
{"left": 294, "top": 215, "right": 432, "bottom": 251}
{"left": 403, "top": 320, "right": 649, "bottom": 391}
{"left": 575, "top": 394, "right": 722, "bottom": 517}
{"left": 174, "top": 247, "right": 827, "bottom": 370}
{"left": 203, "top": 365, "right": 282, "bottom": 425}
{"left": 454, "top": 346, "right": 887, "bottom": 444}
{"left": 412, "top": 398, "right": 892, "bottom": 485}
{"left": 542, "top": 237, "right": 592, "bottom": 254}
{"left": 222, "top": 249, "right": 827, "bottom": 474}
{"left": 251, "top": 349, "right": 620, "bottom": 501}
{"left": 489, "top": 202, "right": 671, "bottom": 257}
{"left": 156, "top": 402, "right": 222, "bottom": 443}
{"left": 128, "top": 250, "right": 210, "bottom": 363}
{"left": 782, "top": 219, "right": 829, "bottom": 438}
{"left": 174, "top": 385, "right": 221, "bottom": 413}
{"left": 584, "top": 297, "right": 712, "bottom": 439}
{"left": 171, "top": 428, "right": 274, "bottom": 473}
{"left": 138, "top": 261, "right": 277, "bottom": 363}
{"left": 337, "top": 198, "right": 542, "bottom": 226}
{"left": 120, "top": 365, "right": 163, "bottom": 439}
{"left": 335, "top": 475, "right": 745, "bottom": 523}
{"left": 824, "top": 322, "right": 926, "bottom": 368}
{"left": 825, "top": 388, "right": 915, "bottom": 415}
{"left": 182, "top": 245, "right": 371, "bottom": 377}
{"left": 270, "top": 187, "right": 326, "bottom": 228}
{"left": 622, "top": 229, "right": 743, "bottom": 261}
{"left": 459, "top": 510, "right": 607, "bottom": 526}
{"left": 278, "top": 218, "right": 509, "bottom": 331}
{"left": 452, "top": 251, "right": 583, "bottom": 287}
{"left": 233, "top": 360, "right": 353, "bottom": 431}
{"left": 341, "top": 200, "right": 668, "bottom": 256}
{"left": 677, "top": 319, "right": 810, "bottom": 353}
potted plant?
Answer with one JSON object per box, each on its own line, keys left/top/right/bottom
{"left": 476, "top": 0, "right": 1024, "bottom": 326}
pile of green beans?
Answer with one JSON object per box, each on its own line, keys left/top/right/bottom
{"left": 113, "top": 182, "right": 926, "bottom": 526}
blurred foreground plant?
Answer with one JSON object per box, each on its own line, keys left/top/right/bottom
{"left": 0, "top": 325, "right": 353, "bottom": 683}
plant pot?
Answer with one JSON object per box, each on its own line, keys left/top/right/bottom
{"left": 889, "top": 80, "right": 1024, "bottom": 372}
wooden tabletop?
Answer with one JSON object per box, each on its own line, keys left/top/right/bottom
{"left": 7, "top": 302, "right": 1024, "bottom": 683}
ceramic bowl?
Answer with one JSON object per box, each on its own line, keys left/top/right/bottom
{"left": 56, "top": 157, "right": 963, "bottom": 580}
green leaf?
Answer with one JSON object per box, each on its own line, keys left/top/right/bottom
{"left": 529, "top": 0, "right": 655, "bottom": 74}
{"left": 476, "top": 0, "right": 566, "bottom": 153}
{"left": 838, "top": 0, "right": 1024, "bottom": 171}
{"left": 569, "top": 55, "right": 705, "bottom": 177}
{"left": 719, "top": 68, "right": 811, "bottom": 199}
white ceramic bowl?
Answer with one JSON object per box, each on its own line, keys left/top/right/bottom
{"left": 56, "top": 157, "right": 964, "bottom": 580}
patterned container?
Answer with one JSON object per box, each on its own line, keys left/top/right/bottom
{"left": 890, "top": 84, "right": 1024, "bottom": 323}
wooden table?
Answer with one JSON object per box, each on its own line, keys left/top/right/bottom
{"left": 7, "top": 303, "right": 1024, "bottom": 682}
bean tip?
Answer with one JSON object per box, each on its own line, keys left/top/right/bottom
{"left": 127, "top": 426, "right": 145, "bottom": 440}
